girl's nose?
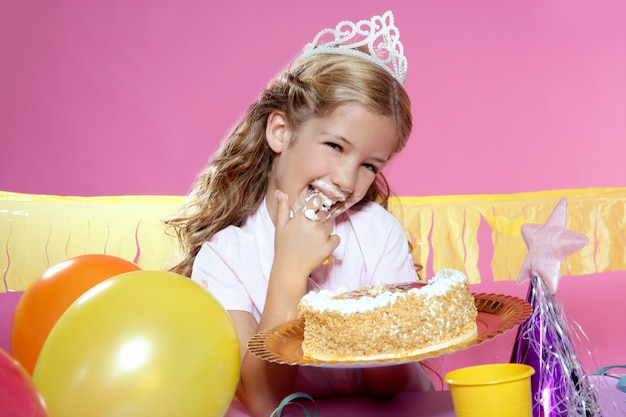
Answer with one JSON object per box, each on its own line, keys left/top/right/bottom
{"left": 331, "top": 165, "right": 357, "bottom": 195}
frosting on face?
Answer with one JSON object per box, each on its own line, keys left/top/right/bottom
{"left": 298, "top": 268, "right": 468, "bottom": 314}
{"left": 290, "top": 179, "right": 357, "bottom": 220}
{"left": 308, "top": 179, "right": 363, "bottom": 221}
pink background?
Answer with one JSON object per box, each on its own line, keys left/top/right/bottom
{"left": 1, "top": 0, "right": 624, "bottom": 380}
{"left": 1, "top": 0, "right": 624, "bottom": 196}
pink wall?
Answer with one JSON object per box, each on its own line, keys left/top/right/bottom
{"left": 1, "top": 0, "right": 625, "bottom": 377}
{"left": 1, "top": 0, "right": 624, "bottom": 196}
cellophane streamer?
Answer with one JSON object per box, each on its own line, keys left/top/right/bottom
{"left": 512, "top": 275, "right": 601, "bottom": 417}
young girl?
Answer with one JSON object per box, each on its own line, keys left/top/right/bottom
{"left": 166, "top": 11, "right": 433, "bottom": 417}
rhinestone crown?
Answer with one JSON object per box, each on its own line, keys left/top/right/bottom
{"left": 297, "top": 11, "right": 407, "bottom": 85}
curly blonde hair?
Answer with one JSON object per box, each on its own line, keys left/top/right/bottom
{"left": 165, "top": 53, "right": 412, "bottom": 277}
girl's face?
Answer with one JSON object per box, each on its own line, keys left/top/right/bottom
{"left": 265, "top": 103, "right": 398, "bottom": 223}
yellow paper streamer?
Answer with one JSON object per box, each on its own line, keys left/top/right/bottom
{"left": 1, "top": 188, "right": 625, "bottom": 292}
{"left": 0, "top": 193, "right": 184, "bottom": 292}
{"left": 390, "top": 187, "right": 626, "bottom": 284}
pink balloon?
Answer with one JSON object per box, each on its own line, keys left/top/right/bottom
{"left": 0, "top": 348, "right": 49, "bottom": 417}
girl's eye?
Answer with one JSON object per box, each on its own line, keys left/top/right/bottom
{"left": 362, "top": 163, "right": 380, "bottom": 174}
{"left": 325, "top": 142, "right": 343, "bottom": 152}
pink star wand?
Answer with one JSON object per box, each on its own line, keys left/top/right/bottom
{"left": 511, "top": 198, "right": 600, "bottom": 416}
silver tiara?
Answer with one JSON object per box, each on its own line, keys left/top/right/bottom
{"left": 298, "top": 11, "right": 407, "bottom": 85}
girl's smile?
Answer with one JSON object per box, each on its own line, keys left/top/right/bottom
{"left": 290, "top": 180, "right": 350, "bottom": 222}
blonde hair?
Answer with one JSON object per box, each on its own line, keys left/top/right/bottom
{"left": 165, "top": 53, "right": 412, "bottom": 277}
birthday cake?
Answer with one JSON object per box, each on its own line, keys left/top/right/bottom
{"left": 297, "top": 269, "right": 478, "bottom": 361}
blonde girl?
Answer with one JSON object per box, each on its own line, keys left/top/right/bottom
{"left": 166, "top": 11, "right": 432, "bottom": 417}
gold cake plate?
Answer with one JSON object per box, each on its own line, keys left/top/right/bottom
{"left": 248, "top": 293, "right": 531, "bottom": 368}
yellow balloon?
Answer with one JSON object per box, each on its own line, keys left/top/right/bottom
{"left": 32, "top": 271, "right": 240, "bottom": 417}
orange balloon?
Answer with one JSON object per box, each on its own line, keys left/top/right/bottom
{"left": 11, "top": 254, "right": 140, "bottom": 374}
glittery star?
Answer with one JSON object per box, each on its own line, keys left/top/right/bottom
{"left": 517, "top": 198, "right": 589, "bottom": 294}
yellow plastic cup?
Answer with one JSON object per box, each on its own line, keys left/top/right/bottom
{"left": 444, "top": 363, "right": 535, "bottom": 417}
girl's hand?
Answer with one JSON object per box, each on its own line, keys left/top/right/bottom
{"left": 273, "top": 190, "right": 340, "bottom": 278}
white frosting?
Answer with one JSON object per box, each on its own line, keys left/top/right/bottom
{"left": 299, "top": 268, "right": 467, "bottom": 314}
{"left": 310, "top": 179, "right": 347, "bottom": 207}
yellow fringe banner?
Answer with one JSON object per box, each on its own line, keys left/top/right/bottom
{"left": 389, "top": 187, "right": 626, "bottom": 284}
{"left": 1, "top": 188, "right": 625, "bottom": 292}
{"left": 0, "top": 192, "right": 184, "bottom": 292}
